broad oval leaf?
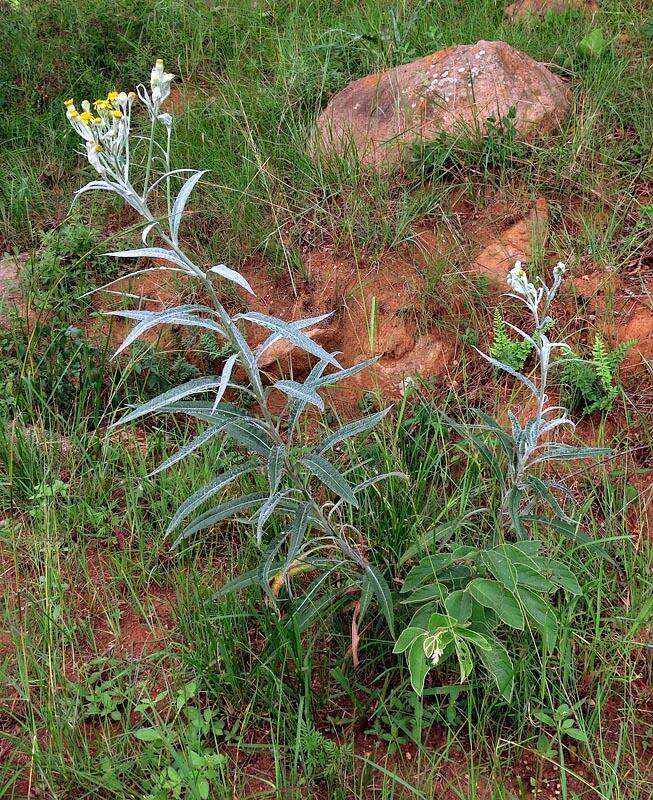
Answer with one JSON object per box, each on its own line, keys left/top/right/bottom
{"left": 445, "top": 590, "right": 472, "bottom": 622}
{"left": 467, "top": 579, "right": 524, "bottom": 630}
{"left": 477, "top": 639, "right": 514, "bottom": 702}
{"left": 393, "top": 627, "right": 426, "bottom": 654}
{"left": 482, "top": 550, "right": 518, "bottom": 592}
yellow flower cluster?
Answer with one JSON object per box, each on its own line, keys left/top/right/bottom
{"left": 64, "top": 91, "right": 135, "bottom": 124}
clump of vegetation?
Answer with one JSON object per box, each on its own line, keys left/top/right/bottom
{"left": 22, "top": 221, "right": 107, "bottom": 308}
{"left": 489, "top": 307, "right": 533, "bottom": 371}
{"left": 2, "top": 2, "right": 651, "bottom": 796}
{"left": 66, "top": 62, "right": 398, "bottom": 637}
{"left": 559, "top": 334, "right": 636, "bottom": 415}
{"left": 395, "top": 262, "right": 608, "bottom": 696}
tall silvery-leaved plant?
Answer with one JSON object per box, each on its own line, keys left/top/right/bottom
{"left": 395, "top": 263, "right": 610, "bottom": 700}
{"left": 65, "top": 63, "right": 399, "bottom": 635}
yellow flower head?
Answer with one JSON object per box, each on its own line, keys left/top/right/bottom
{"left": 67, "top": 108, "right": 79, "bottom": 118}
{"left": 93, "top": 116, "right": 102, "bottom": 124}
{"left": 64, "top": 98, "right": 74, "bottom": 107}
{"left": 79, "top": 110, "right": 93, "bottom": 123}
{"left": 111, "top": 110, "right": 123, "bottom": 119}
{"left": 94, "top": 144, "right": 104, "bottom": 153}
{"left": 107, "top": 91, "right": 119, "bottom": 101}
{"left": 156, "top": 58, "right": 164, "bottom": 67}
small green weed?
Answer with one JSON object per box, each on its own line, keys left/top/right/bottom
{"left": 560, "top": 334, "right": 636, "bottom": 414}
{"left": 489, "top": 308, "right": 533, "bottom": 371}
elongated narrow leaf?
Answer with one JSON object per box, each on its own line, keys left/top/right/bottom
{"left": 283, "top": 503, "right": 312, "bottom": 573}
{"left": 299, "top": 453, "right": 358, "bottom": 507}
{"left": 148, "top": 424, "right": 225, "bottom": 478}
{"left": 141, "top": 220, "right": 158, "bottom": 244}
{"left": 112, "top": 309, "right": 225, "bottom": 357}
{"left": 257, "top": 312, "right": 334, "bottom": 359}
{"left": 162, "top": 401, "right": 246, "bottom": 426}
{"left": 352, "top": 471, "right": 406, "bottom": 494}
{"left": 228, "top": 323, "right": 264, "bottom": 398}
{"left": 212, "top": 353, "right": 238, "bottom": 411}
{"left": 259, "top": 532, "right": 288, "bottom": 598}
{"left": 165, "top": 461, "right": 254, "bottom": 536}
{"left": 237, "top": 311, "right": 340, "bottom": 367}
{"left": 267, "top": 445, "right": 285, "bottom": 494}
{"left": 364, "top": 563, "right": 395, "bottom": 638}
{"left": 171, "top": 492, "right": 266, "bottom": 547}
{"left": 113, "top": 376, "right": 225, "bottom": 428}
{"left": 529, "top": 444, "right": 611, "bottom": 467}
{"left": 310, "top": 357, "right": 379, "bottom": 389}
{"left": 214, "top": 564, "right": 276, "bottom": 599}
{"left": 224, "top": 417, "right": 273, "bottom": 456}
{"left": 274, "top": 380, "right": 324, "bottom": 410}
{"left": 170, "top": 170, "right": 206, "bottom": 244}
{"left": 74, "top": 180, "right": 145, "bottom": 214}
{"left": 316, "top": 407, "right": 389, "bottom": 454}
{"left": 474, "top": 348, "right": 538, "bottom": 397}
{"left": 287, "top": 360, "right": 330, "bottom": 434}
{"left": 104, "top": 246, "right": 190, "bottom": 271}
{"left": 210, "top": 263, "right": 255, "bottom": 296}
{"left": 106, "top": 304, "right": 213, "bottom": 322}
{"left": 256, "top": 490, "right": 292, "bottom": 544}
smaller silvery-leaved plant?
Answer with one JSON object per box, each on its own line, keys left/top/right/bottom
{"left": 395, "top": 263, "right": 610, "bottom": 700}
{"left": 65, "top": 63, "right": 399, "bottom": 638}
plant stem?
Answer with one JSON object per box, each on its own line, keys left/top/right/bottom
{"left": 142, "top": 114, "right": 157, "bottom": 200}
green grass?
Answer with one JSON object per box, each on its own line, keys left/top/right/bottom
{"left": 1, "top": 0, "right": 652, "bottom": 797}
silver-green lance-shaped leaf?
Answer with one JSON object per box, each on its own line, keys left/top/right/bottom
{"left": 237, "top": 311, "right": 340, "bottom": 368}
{"left": 112, "top": 376, "right": 228, "bottom": 428}
{"left": 316, "top": 407, "right": 390, "bottom": 454}
{"left": 165, "top": 461, "right": 256, "bottom": 537}
{"left": 299, "top": 453, "right": 358, "bottom": 508}
{"left": 170, "top": 170, "right": 206, "bottom": 244}
{"left": 171, "top": 492, "right": 266, "bottom": 548}
{"left": 274, "top": 380, "right": 324, "bottom": 411}
{"left": 148, "top": 424, "right": 226, "bottom": 478}
{"left": 210, "top": 263, "right": 255, "bottom": 296}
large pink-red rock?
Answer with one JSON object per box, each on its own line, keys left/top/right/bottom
{"left": 315, "top": 40, "right": 570, "bottom": 167}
